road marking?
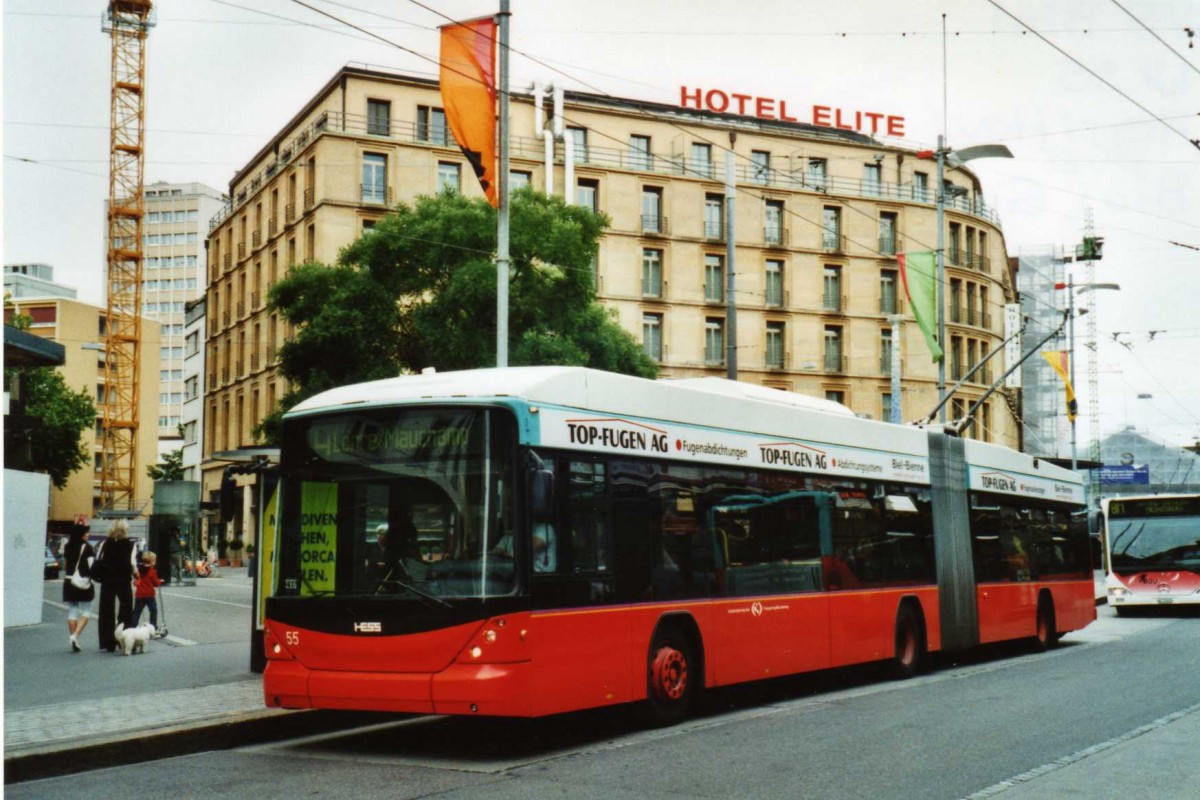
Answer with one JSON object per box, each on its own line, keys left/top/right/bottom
{"left": 160, "top": 591, "right": 252, "bottom": 609}
{"left": 963, "top": 701, "right": 1200, "bottom": 799}
{"left": 162, "top": 634, "right": 198, "bottom": 646}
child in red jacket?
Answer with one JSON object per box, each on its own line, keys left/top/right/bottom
{"left": 133, "top": 551, "right": 164, "bottom": 632}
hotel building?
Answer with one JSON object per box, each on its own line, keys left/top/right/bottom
{"left": 203, "top": 65, "right": 1018, "bottom": 505}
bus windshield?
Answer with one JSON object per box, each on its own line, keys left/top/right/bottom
{"left": 275, "top": 406, "right": 516, "bottom": 599}
{"left": 1108, "top": 497, "right": 1200, "bottom": 573}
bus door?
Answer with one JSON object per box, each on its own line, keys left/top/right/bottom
{"left": 709, "top": 492, "right": 830, "bottom": 685}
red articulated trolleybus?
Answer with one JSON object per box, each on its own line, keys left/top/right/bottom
{"left": 263, "top": 367, "right": 1095, "bottom": 723}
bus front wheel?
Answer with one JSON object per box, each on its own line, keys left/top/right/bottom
{"left": 641, "top": 626, "right": 698, "bottom": 726}
{"left": 892, "top": 603, "right": 925, "bottom": 680}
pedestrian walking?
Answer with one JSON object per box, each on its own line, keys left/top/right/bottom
{"left": 132, "top": 551, "right": 163, "bottom": 632}
{"left": 95, "top": 519, "right": 138, "bottom": 653}
{"left": 61, "top": 523, "right": 96, "bottom": 653}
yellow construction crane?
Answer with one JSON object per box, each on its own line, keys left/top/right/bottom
{"left": 99, "top": 1, "right": 155, "bottom": 512}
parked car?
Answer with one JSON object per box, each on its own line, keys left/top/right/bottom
{"left": 44, "top": 547, "right": 61, "bottom": 580}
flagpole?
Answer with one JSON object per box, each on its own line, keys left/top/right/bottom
{"left": 496, "top": 0, "right": 511, "bottom": 368}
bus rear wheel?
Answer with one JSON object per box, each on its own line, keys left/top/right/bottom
{"left": 640, "top": 626, "right": 698, "bottom": 726}
{"left": 892, "top": 603, "right": 925, "bottom": 680}
{"left": 1034, "top": 595, "right": 1059, "bottom": 651}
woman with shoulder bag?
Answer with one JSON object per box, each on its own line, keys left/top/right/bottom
{"left": 95, "top": 519, "right": 138, "bottom": 652}
{"left": 62, "top": 523, "right": 96, "bottom": 653}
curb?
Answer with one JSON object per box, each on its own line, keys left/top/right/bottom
{"left": 4, "top": 708, "right": 384, "bottom": 785}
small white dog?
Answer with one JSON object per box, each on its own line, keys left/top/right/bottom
{"left": 114, "top": 622, "right": 156, "bottom": 656}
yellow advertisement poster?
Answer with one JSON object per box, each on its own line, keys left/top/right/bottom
{"left": 256, "top": 479, "right": 279, "bottom": 628}
{"left": 300, "top": 481, "right": 338, "bottom": 595}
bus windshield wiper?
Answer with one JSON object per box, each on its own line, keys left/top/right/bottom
{"left": 377, "top": 576, "right": 452, "bottom": 608}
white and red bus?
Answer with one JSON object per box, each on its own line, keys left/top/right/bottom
{"left": 1102, "top": 494, "right": 1200, "bottom": 613}
{"left": 262, "top": 367, "right": 1095, "bottom": 723}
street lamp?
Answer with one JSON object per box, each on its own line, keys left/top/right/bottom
{"left": 925, "top": 139, "right": 1014, "bottom": 423}
{"left": 1055, "top": 279, "right": 1120, "bottom": 477}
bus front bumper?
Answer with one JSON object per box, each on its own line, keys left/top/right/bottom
{"left": 264, "top": 659, "right": 535, "bottom": 717}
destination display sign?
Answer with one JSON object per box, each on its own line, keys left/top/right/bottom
{"left": 1108, "top": 497, "right": 1200, "bottom": 518}
{"left": 969, "top": 467, "right": 1083, "bottom": 504}
{"left": 537, "top": 408, "right": 930, "bottom": 485}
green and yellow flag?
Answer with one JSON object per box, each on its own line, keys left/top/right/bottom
{"left": 898, "top": 251, "right": 943, "bottom": 362}
{"left": 1041, "top": 350, "right": 1078, "bottom": 422}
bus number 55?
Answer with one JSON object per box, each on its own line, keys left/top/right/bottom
{"left": 285, "top": 631, "right": 300, "bottom": 646}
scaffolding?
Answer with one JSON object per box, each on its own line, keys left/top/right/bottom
{"left": 1016, "top": 246, "right": 1069, "bottom": 457}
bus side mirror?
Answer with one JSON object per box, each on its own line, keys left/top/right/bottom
{"left": 219, "top": 473, "right": 237, "bottom": 523}
{"left": 530, "top": 469, "right": 555, "bottom": 523}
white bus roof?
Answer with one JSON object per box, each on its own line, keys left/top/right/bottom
{"left": 289, "top": 367, "right": 1081, "bottom": 489}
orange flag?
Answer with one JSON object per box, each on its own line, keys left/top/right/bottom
{"left": 439, "top": 18, "right": 498, "bottom": 207}
{"left": 1041, "top": 350, "right": 1078, "bottom": 422}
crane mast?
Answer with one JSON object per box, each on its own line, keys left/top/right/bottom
{"left": 99, "top": 0, "right": 154, "bottom": 512}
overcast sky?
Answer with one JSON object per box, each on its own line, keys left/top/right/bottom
{"left": 4, "top": 0, "right": 1199, "bottom": 450}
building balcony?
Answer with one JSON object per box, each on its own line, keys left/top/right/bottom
{"left": 823, "top": 293, "right": 847, "bottom": 314}
{"left": 223, "top": 253, "right": 232, "bottom": 271}
{"left": 303, "top": 188, "right": 315, "bottom": 210}
{"left": 641, "top": 215, "right": 669, "bottom": 236}
{"left": 703, "top": 285, "right": 725, "bottom": 304}
{"left": 703, "top": 221, "right": 724, "bottom": 240}
{"left": 764, "top": 226, "right": 789, "bottom": 248}
{"left": 237, "top": 242, "right": 246, "bottom": 260}
{"left": 252, "top": 230, "right": 262, "bottom": 249}
{"left": 879, "top": 234, "right": 898, "bottom": 257}
{"left": 821, "top": 233, "right": 845, "bottom": 254}
{"left": 268, "top": 218, "right": 278, "bottom": 238}
{"left": 361, "top": 185, "right": 393, "bottom": 205}
{"left": 824, "top": 354, "right": 847, "bottom": 373}
{"left": 285, "top": 203, "right": 296, "bottom": 223}
{"left": 251, "top": 291, "right": 261, "bottom": 310}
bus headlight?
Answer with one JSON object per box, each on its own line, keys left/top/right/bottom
{"left": 1109, "top": 587, "right": 1127, "bottom": 597}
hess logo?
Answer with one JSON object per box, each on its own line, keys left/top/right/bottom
{"left": 353, "top": 621, "right": 382, "bottom": 633}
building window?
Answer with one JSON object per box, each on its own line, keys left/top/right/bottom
{"left": 576, "top": 178, "right": 598, "bottom": 212}
{"left": 765, "top": 260, "right": 784, "bottom": 307}
{"left": 642, "top": 313, "right": 663, "bottom": 361}
{"left": 863, "top": 162, "right": 882, "bottom": 196}
{"left": 567, "top": 126, "right": 588, "bottom": 163}
{"left": 950, "top": 336, "right": 963, "bottom": 380}
{"left": 184, "top": 376, "right": 199, "bottom": 400}
{"left": 750, "top": 150, "right": 770, "bottom": 184}
{"left": 808, "top": 158, "right": 827, "bottom": 190}
{"left": 765, "top": 321, "right": 785, "bottom": 369}
{"left": 879, "top": 211, "right": 898, "bottom": 256}
{"left": 822, "top": 206, "right": 842, "bottom": 251}
{"left": 362, "top": 153, "right": 387, "bottom": 203}
{"left": 824, "top": 325, "right": 843, "bottom": 372}
{"left": 880, "top": 327, "right": 894, "bottom": 374}
{"left": 949, "top": 222, "right": 962, "bottom": 265}
{"left": 641, "top": 248, "right": 663, "bottom": 297}
{"left": 367, "top": 99, "right": 391, "bottom": 136}
{"left": 641, "top": 186, "right": 663, "bottom": 233}
{"left": 825, "top": 389, "right": 845, "bottom": 404}
{"left": 913, "top": 171, "right": 929, "bottom": 202}
{"left": 509, "top": 170, "right": 531, "bottom": 190}
{"left": 950, "top": 279, "right": 963, "bottom": 324}
{"left": 704, "top": 254, "right": 724, "bottom": 303}
{"left": 880, "top": 269, "right": 898, "bottom": 314}
{"left": 437, "top": 161, "right": 460, "bottom": 193}
{"left": 764, "top": 199, "right": 784, "bottom": 245}
{"left": 629, "top": 135, "right": 651, "bottom": 170}
{"left": 183, "top": 421, "right": 197, "bottom": 444}
{"left": 823, "top": 265, "right": 842, "bottom": 312}
{"left": 882, "top": 392, "right": 894, "bottom": 423}
{"left": 704, "top": 194, "right": 723, "bottom": 238}
{"left": 185, "top": 331, "right": 200, "bottom": 356}
{"left": 691, "top": 142, "right": 713, "bottom": 179}
{"left": 418, "top": 105, "right": 449, "bottom": 145}
{"left": 705, "top": 318, "right": 725, "bottom": 366}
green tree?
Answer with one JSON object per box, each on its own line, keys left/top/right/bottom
{"left": 259, "top": 189, "right": 655, "bottom": 441}
{"left": 147, "top": 425, "right": 187, "bottom": 481}
{"left": 5, "top": 366, "right": 96, "bottom": 489}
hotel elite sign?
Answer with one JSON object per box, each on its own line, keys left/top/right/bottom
{"left": 679, "top": 85, "right": 906, "bottom": 137}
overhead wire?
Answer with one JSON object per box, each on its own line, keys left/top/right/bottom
{"left": 982, "top": 0, "right": 1200, "bottom": 152}
{"left": 1107, "top": 0, "right": 1200, "bottom": 79}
